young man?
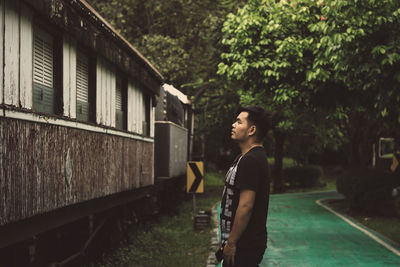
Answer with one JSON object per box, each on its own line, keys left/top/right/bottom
{"left": 219, "top": 106, "right": 271, "bottom": 267}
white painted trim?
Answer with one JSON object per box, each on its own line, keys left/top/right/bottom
{"left": 0, "top": 108, "right": 154, "bottom": 143}
{"left": 19, "top": 3, "right": 33, "bottom": 109}
{"left": 110, "top": 68, "right": 116, "bottom": 128}
{"left": 95, "top": 59, "right": 101, "bottom": 124}
{"left": 63, "top": 34, "right": 71, "bottom": 117}
{"left": 4, "top": 0, "right": 20, "bottom": 107}
{"left": 316, "top": 198, "right": 400, "bottom": 257}
{"left": 70, "top": 39, "right": 77, "bottom": 119}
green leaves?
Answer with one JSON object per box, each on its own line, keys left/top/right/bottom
{"left": 219, "top": 0, "right": 400, "bottom": 119}
{"left": 218, "top": 0, "right": 400, "bottom": 166}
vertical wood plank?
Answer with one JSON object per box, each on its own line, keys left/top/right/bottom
{"left": 150, "top": 105, "right": 155, "bottom": 138}
{"left": 104, "top": 64, "right": 109, "bottom": 126}
{"left": 136, "top": 87, "right": 140, "bottom": 133}
{"left": 19, "top": 3, "right": 32, "bottom": 109}
{"left": 139, "top": 89, "right": 143, "bottom": 134}
{"left": 152, "top": 143, "right": 155, "bottom": 185}
{"left": 105, "top": 67, "right": 109, "bottom": 126}
{"left": 133, "top": 85, "right": 137, "bottom": 132}
{"left": 69, "top": 39, "right": 77, "bottom": 119}
{"left": 0, "top": 119, "right": 4, "bottom": 224}
{"left": 110, "top": 68, "right": 116, "bottom": 128}
{"left": 129, "top": 82, "right": 135, "bottom": 132}
{"left": 96, "top": 58, "right": 102, "bottom": 124}
{"left": 135, "top": 88, "right": 138, "bottom": 133}
{"left": 19, "top": 10, "right": 30, "bottom": 109}
{"left": 4, "top": 0, "right": 20, "bottom": 106}
{"left": 0, "top": 0, "right": 4, "bottom": 104}
{"left": 131, "top": 85, "right": 135, "bottom": 132}
{"left": 134, "top": 86, "right": 138, "bottom": 132}
{"left": 101, "top": 61, "right": 108, "bottom": 125}
{"left": 127, "top": 82, "right": 133, "bottom": 132}
{"left": 63, "top": 35, "right": 71, "bottom": 117}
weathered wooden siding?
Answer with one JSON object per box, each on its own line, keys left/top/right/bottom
{"left": 96, "top": 57, "right": 116, "bottom": 127}
{"left": 63, "top": 34, "right": 77, "bottom": 118}
{"left": 127, "top": 81, "right": 146, "bottom": 134}
{"left": 1, "top": 0, "right": 33, "bottom": 109}
{"left": 0, "top": 117, "right": 153, "bottom": 226}
{"left": 20, "top": 4, "right": 33, "bottom": 109}
{"left": 0, "top": 0, "right": 3, "bottom": 105}
{"left": 0, "top": 0, "right": 159, "bottom": 228}
{"left": 150, "top": 103, "right": 155, "bottom": 138}
{"left": 4, "top": 0, "right": 20, "bottom": 107}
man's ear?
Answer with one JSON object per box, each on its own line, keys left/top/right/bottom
{"left": 249, "top": 125, "right": 256, "bottom": 136}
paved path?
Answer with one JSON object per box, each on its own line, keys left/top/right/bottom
{"left": 218, "top": 191, "right": 400, "bottom": 267}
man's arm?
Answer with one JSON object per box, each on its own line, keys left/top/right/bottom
{"left": 223, "top": 189, "right": 256, "bottom": 265}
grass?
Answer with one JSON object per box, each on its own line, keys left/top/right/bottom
{"left": 327, "top": 199, "right": 400, "bottom": 245}
{"left": 267, "top": 157, "right": 296, "bottom": 169}
{"left": 95, "top": 172, "right": 224, "bottom": 267}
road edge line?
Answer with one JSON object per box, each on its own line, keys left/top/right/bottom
{"left": 316, "top": 198, "right": 400, "bottom": 257}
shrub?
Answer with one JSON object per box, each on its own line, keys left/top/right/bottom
{"left": 336, "top": 168, "right": 400, "bottom": 212}
{"left": 283, "top": 165, "right": 323, "bottom": 188}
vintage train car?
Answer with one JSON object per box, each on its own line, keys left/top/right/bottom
{"left": 0, "top": 0, "right": 164, "bottom": 264}
{"left": 155, "top": 84, "right": 193, "bottom": 179}
{"left": 153, "top": 84, "right": 194, "bottom": 206}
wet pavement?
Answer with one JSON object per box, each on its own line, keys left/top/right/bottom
{"left": 217, "top": 191, "right": 400, "bottom": 267}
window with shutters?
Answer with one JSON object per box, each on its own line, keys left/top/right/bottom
{"left": 115, "top": 75, "right": 126, "bottom": 130}
{"left": 76, "top": 50, "right": 89, "bottom": 121}
{"left": 33, "top": 27, "right": 55, "bottom": 114}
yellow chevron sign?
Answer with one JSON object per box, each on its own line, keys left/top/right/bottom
{"left": 187, "top": 161, "right": 204, "bottom": 193}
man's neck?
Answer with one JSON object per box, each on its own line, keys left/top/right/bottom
{"left": 239, "top": 139, "right": 262, "bottom": 156}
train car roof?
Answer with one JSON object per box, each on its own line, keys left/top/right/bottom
{"left": 163, "top": 84, "right": 191, "bottom": 105}
{"left": 78, "top": 0, "right": 164, "bottom": 81}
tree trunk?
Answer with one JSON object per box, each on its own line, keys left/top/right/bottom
{"left": 273, "top": 130, "right": 285, "bottom": 193}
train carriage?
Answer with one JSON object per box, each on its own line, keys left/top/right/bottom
{"left": 0, "top": 0, "right": 167, "bottom": 262}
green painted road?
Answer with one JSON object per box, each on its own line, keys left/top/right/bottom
{"left": 217, "top": 191, "right": 400, "bottom": 267}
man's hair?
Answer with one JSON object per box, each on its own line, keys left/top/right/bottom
{"left": 238, "top": 106, "right": 272, "bottom": 142}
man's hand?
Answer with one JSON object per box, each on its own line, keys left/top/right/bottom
{"left": 223, "top": 241, "right": 236, "bottom": 266}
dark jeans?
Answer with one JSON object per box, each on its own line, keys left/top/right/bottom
{"left": 222, "top": 246, "right": 266, "bottom": 267}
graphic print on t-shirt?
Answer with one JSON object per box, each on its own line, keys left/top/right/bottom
{"left": 220, "top": 157, "right": 241, "bottom": 244}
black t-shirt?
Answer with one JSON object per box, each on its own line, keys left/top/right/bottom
{"left": 220, "top": 146, "right": 270, "bottom": 249}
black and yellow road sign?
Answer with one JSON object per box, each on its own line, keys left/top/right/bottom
{"left": 187, "top": 161, "right": 204, "bottom": 193}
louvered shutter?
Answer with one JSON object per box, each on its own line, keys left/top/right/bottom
{"left": 33, "top": 27, "right": 54, "bottom": 114}
{"left": 115, "top": 76, "right": 124, "bottom": 129}
{"left": 76, "top": 51, "right": 89, "bottom": 121}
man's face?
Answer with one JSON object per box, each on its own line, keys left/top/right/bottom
{"left": 231, "top": 112, "right": 253, "bottom": 141}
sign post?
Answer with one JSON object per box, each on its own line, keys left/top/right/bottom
{"left": 187, "top": 161, "right": 204, "bottom": 215}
